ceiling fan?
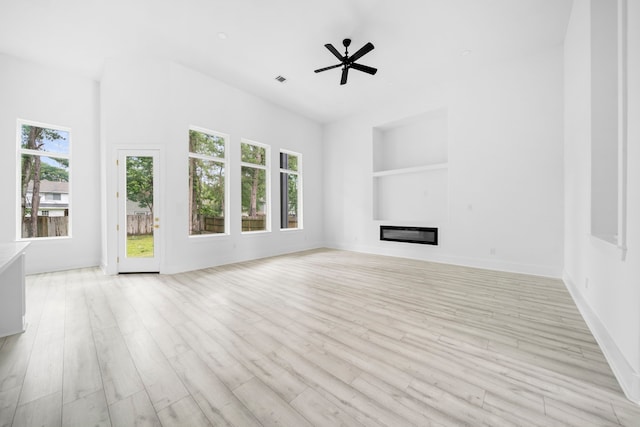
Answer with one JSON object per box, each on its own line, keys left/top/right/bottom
{"left": 314, "top": 38, "right": 377, "bottom": 85}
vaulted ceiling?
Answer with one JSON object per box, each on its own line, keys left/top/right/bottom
{"left": 0, "top": 0, "right": 572, "bottom": 123}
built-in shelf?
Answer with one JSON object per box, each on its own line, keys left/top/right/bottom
{"left": 372, "top": 162, "right": 448, "bottom": 178}
{"left": 372, "top": 108, "right": 449, "bottom": 222}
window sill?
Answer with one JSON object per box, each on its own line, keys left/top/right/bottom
{"left": 590, "top": 233, "right": 628, "bottom": 261}
{"left": 189, "top": 233, "right": 229, "bottom": 239}
{"left": 17, "top": 236, "right": 71, "bottom": 242}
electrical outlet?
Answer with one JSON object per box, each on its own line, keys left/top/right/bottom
{"left": 585, "top": 278, "right": 589, "bottom": 289}
{"left": 490, "top": 248, "right": 496, "bottom": 255}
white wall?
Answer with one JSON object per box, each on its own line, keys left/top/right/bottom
{"left": 101, "top": 57, "right": 324, "bottom": 274}
{"left": 564, "top": 0, "right": 640, "bottom": 402}
{"left": 0, "top": 54, "right": 101, "bottom": 274}
{"left": 324, "top": 47, "right": 565, "bottom": 277}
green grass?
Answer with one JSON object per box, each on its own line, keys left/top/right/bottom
{"left": 127, "top": 234, "right": 154, "bottom": 257}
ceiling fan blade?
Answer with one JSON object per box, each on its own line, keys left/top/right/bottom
{"left": 348, "top": 42, "right": 374, "bottom": 63}
{"left": 350, "top": 63, "right": 378, "bottom": 75}
{"left": 325, "top": 44, "right": 344, "bottom": 61}
{"left": 340, "top": 67, "right": 349, "bottom": 85}
{"left": 314, "top": 63, "right": 342, "bottom": 73}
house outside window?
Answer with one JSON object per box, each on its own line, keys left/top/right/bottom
{"left": 241, "top": 140, "right": 270, "bottom": 232}
{"left": 188, "top": 128, "right": 228, "bottom": 235}
{"left": 18, "top": 120, "right": 70, "bottom": 239}
{"left": 280, "top": 150, "right": 302, "bottom": 230}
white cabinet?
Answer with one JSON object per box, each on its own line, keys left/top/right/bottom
{"left": 372, "top": 108, "right": 448, "bottom": 222}
{"left": 0, "top": 242, "right": 29, "bottom": 337}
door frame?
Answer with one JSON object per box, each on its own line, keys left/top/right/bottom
{"left": 117, "top": 149, "right": 161, "bottom": 273}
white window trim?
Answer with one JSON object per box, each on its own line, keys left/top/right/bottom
{"left": 241, "top": 139, "right": 271, "bottom": 234}
{"left": 188, "top": 126, "right": 230, "bottom": 238}
{"left": 279, "top": 149, "right": 303, "bottom": 231}
{"left": 16, "top": 118, "right": 72, "bottom": 241}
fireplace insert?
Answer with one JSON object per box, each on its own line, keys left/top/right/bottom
{"left": 380, "top": 226, "right": 438, "bottom": 245}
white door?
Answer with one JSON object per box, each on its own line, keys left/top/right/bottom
{"left": 117, "top": 150, "right": 160, "bottom": 273}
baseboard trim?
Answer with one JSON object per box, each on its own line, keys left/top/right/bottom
{"left": 563, "top": 271, "right": 640, "bottom": 404}
{"left": 324, "top": 242, "right": 561, "bottom": 278}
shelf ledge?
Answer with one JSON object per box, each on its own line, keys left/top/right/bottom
{"left": 373, "top": 163, "right": 448, "bottom": 177}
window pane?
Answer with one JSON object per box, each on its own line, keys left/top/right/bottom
{"left": 189, "top": 129, "right": 225, "bottom": 158}
{"left": 125, "top": 156, "right": 154, "bottom": 258}
{"left": 22, "top": 154, "right": 70, "bottom": 182}
{"left": 241, "top": 143, "right": 266, "bottom": 166}
{"left": 241, "top": 166, "right": 267, "bottom": 231}
{"left": 280, "top": 153, "right": 298, "bottom": 172}
{"left": 45, "top": 193, "right": 62, "bottom": 201}
{"left": 189, "top": 158, "right": 225, "bottom": 235}
{"left": 20, "top": 154, "right": 69, "bottom": 238}
{"left": 288, "top": 174, "right": 298, "bottom": 217}
{"left": 281, "top": 172, "right": 298, "bottom": 229}
{"left": 21, "top": 125, "right": 70, "bottom": 155}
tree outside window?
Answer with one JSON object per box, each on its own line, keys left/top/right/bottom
{"left": 189, "top": 129, "right": 227, "bottom": 235}
{"left": 241, "top": 141, "right": 269, "bottom": 232}
{"left": 18, "top": 122, "right": 70, "bottom": 239}
{"left": 280, "top": 151, "right": 302, "bottom": 229}
{"left": 126, "top": 156, "right": 154, "bottom": 215}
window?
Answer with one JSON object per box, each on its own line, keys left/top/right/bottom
{"left": 18, "top": 121, "right": 70, "bottom": 239}
{"left": 241, "top": 140, "right": 269, "bottom": 232}
{"left": 188, "top": 128, "right": 228, "bottom": 235}
{"left": 280, "top": 150, "right": 302, "bottom": 229}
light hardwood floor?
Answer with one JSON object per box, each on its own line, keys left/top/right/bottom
{"left": 1, "top": 248, "right": 639, "bottom": 426}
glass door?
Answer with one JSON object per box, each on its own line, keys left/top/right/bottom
{"left": 117, "top": 150, "right": 160, "bottom": 273}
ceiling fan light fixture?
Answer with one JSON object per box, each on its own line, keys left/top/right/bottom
{"left": 314, "top": 38, "right": 377, "bottom": 85}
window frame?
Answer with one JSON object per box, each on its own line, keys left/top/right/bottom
{"left": 279, "top": 149, "right": 303, "bottom": 231}
{"left": 188, "top": 126, "right": 230, "bottom": 238}
{"left": 240, "top": 139, "right": 271, "bottom": 234}
{"left": 16, "top": 119, "right": 72, "bottom": 241}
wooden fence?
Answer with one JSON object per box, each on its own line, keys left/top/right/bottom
{"left": 286, "top": 217, "right": 298, "bottom": 229}
{"left": 127, "top": 215, "right": 154, "bottom": 235}
{"left": 242, "top": 216, "right": 266, "bottom": 232}
{"left": 199, "top": 216, "right": 266, "bottom": 232}
{"left": 203, "top": 216, "right": 225, "bottom": 233}
{"left": 192, "top": 215, "right": 274, "bottom": 233}
{"left": 130, "top": 214, "right": 297, "bottom": 236}
{"left": 22, "top": 217, "right": 68, "bottom": 238}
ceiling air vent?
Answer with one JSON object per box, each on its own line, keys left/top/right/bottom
{"left": 275, "top": 75, "right": 287, "bottom": 83}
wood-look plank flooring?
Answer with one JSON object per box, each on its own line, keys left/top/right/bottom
{"left": 1, "top": 248, "right": 639, "bottom": 426}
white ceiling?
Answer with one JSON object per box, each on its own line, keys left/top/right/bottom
{"left": 0, "top": 0, "right": 572, "bottom": 123}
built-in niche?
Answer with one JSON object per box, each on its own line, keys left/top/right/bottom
{"left": 372, "top": 108, "right": 448, "bottom": 222}
{"left": 590, "top": 0, "right": 628, "bottom": 255}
